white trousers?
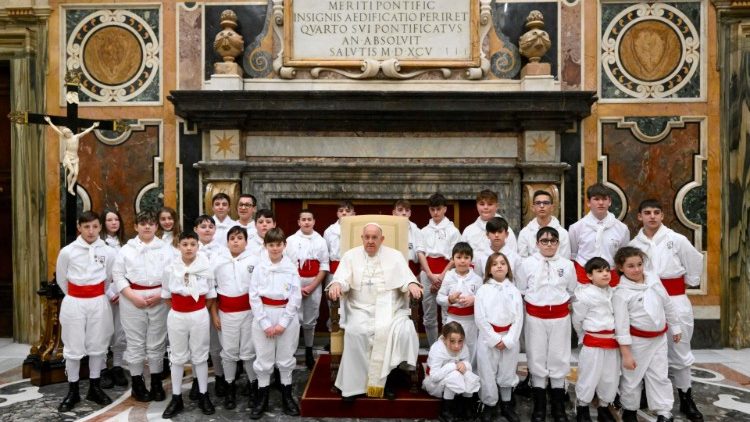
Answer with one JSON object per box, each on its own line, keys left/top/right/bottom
{"left": 477, "top": 339, "right": 520, "bottom": 406}
{"left": 300, "top": 276, "right": 322, "bottom": 347}
{"left": 119, "top": 289, "right": 168, "bottom": 374}
{"left": 167, "top": 308, "right": 210, "bottom": 365}
{"left": 219, "top": 310, "right": 256, "bottom": 382}
{"left": 209, "top": 321, "right": 223, "bottom": 376}
{"left": 619, "top": 334, "right": 674, "bottom": 415}
{"left": 252, "top": 306, "right": 300, "bottom": 387}
{"left": 668, "top": 294, "right": 695, "bottom": 390}
{"left": 525, "top": 314, "right": 571, "bottom": 388}
{"left": 61, "top": 295, "right": 114, "bottom": 360}
{"left": 445, "top": 315, "right": 477, "bottom": 366}
{"left": 110, "top": 302, "right": 126, "bottom": 367}
{"left": 575, "top": 345, "right": 620, "bottom": 405}
{"left": 423, "top": 369, "right": 480, "bottom": 399}
{"left": 419, "top": 272, "right": 440, "bottom": 346}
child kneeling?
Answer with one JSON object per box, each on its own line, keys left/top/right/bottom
{"left": 423, "top": 322, "right": 480, "bottom": 422}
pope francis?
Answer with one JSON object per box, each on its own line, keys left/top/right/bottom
{"left": 328, "top": 223, "right": 423, "bottom": 400}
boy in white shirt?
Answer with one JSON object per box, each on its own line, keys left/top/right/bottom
{"left": 249, "top": 228, "right": 303, "bottom": 418}
{"left": 56, "top": 211, "right": 117, "bottom": 412}
{"left": 517, "top": 190, "right": 571, "bottom": 259}
{"left": 210, "top": 226, "right": 259, "bottom": 410}
{"left": 247, "top": 208, "right": 276, "bottom": 257}
{"left": 323, "top": 201, "right": 355, "bottom": 281}
{"left": 569, "top": 183, "right": 630, "bottom": 286}
{"left": 419, "top": 193, "right": 461, "bottom": 346}
{"left": 211, "top": 193, "right": 237, "bottom": 247}
{"left": 393, "top": 199, "right": 424, "bottom": 277}
{"left": 572, "top": 257, "right": 619, "bottom": 422}
{"left": 286, "top": 209, "right": 330, "bottom": 369}
{"left": 161, "top": 231, "right": 217, "bottom": 418}
{"left": 629, "top": 199, "right": 704, "bottom": 421}
{"left": 515, "top": 227, "right": 578, "bottom": 422}
{"left": 462, "top": 190, "right": 517, "bottom": 257}
{"left": 112, "top": 211, "right": 174, "bottom": 403}
{"left": 473, "top": 217, "right": 520, "bottom": 279}
{"left": 235, "top": 194, "right": 258, "bottom": 238}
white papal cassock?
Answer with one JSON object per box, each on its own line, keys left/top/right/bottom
{"left": 330, "top": 245, "right": 420, "bottom": 398}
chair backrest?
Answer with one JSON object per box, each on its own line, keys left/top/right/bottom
{"left": 339, "top": 215, "right": 410, "bottom": 259}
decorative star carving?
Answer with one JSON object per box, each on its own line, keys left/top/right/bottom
{"left": 529, "top": 134, "right": 551, "bottom": 158}
{"left": 214, "top": 132, "right": 236, "bottom": 157}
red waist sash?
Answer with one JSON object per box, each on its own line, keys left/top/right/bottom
{"left": 67, "top": 281, "right": 105, "bottom": 298}
{"left": 525, "top": 301, "right": 570, "bottom": 319}
{"left": 573, "top": 261, "right": 620, "bottom": 287}
{"left": 329, "top": 260, "right": 340, "bottom": 274}
{"left": 447, "top": 305, "right": 474, "bottom": 316}
{"left": 298, "top": 259, "right": 321, "bottom": 278}
{"left": 261, "top": 296, "right": 288, "bottom": 307}
{"left": 582, "top": 329, "right": 619, "bottom": 349}
{"left": 171, "top": 294, "right": 206, "bottom": 312}
{"left": 629, "top": 325, "right": 668, "bottom": 338}
{"left": 128, "top": 281, "right": 160, "bottom": 290}
{"left": 218, "top": 293, "right": 251, "bottom": 313}
{"left": 491, "top": 323, "right": 511, "bottom": 333}
{"left": 426, "top": 257, "right": 450, "bottom": 274}
{"left": 408, "top": 260, "right": 420, "bottom": 276}
{"left": 661, "top": 275, "right": 686, "bottom": 296}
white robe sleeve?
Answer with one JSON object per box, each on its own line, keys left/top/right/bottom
{"left": 249, "top": 268, "right": 271, "bottom": 330}
{"left": 517, "top": 228, "right": 532, "bottom": 258}
{"left": 506, "top": 289, "right": 524, "bottom": 350}
{"left": 55, "top": 247, "right": 70, "bottom": 295}
{"left": 426, "top": 349, "right": 457, "bottom": 384}
{"left": 112, "top": 250, "right": 128, "bottom": 293}
{"left": 436, "top": 274, "right": 451, "bottom": 308}
{"left": 569, "top": 223, "right": 580, "bottom": 261}
{"left": 659, "top": 283, "right": 682, "bottom": 336}
{"left": 328, "top": 253, "right": 353, "bottom": 293}
{"left": 279, "top": 274, "right": 302, "bottom": 329}
{"left": 474, "top": 286, "right": 502, "bottom": 347}
{"left": 613, "top": 292, "right": 632, "bottom": 346}
{"left": 160, "top": 267, "right": 172, "bottom": 299}
{"left": 571, "top": 292, "right": 588, "bottom": 338}
{"left": 678, "top": 235, "right": 703, "bottom": 287}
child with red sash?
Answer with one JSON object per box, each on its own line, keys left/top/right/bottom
{"left": 161, "top": 231, "right": 216, "bottom": 418}
{"left": 572, "top": 257, "right": 619, "bottom": 422}
{"left": 515, "top": 226, "right": 577, "bottom": 422}
{"left": 475, "top": 252, "right": 523, "bottom": 422}
{"left": 629, "top": 199, "right": 704, "bottom": 421}
{"left": 286, "top": 209, "right": 329, "bottom": 369}
{"left": 210, "top": 226, "right": 259, "bottom": 410}
{"left": 56, "top": 211, "right": 117, "bottom": 412}
{"left": 436, "top": 242, "right": 482, "bottom": 365}
{"left": 613, "top": 246, "right": 682, "bottom": 422}
{"left": 249, "top": 228, "right": 302, "bottom": 419}
{"left": 418, "top": 193, "right": 461, "bottom": 346}
{"left": 393, "top": 199, "right": 424, "bottom": 277}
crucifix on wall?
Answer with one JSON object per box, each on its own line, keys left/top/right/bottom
{"left": 8, "top": 69, "right": 128, "bottom": 243}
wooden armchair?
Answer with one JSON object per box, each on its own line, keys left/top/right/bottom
{"left": 329, "top": 215, "right": 421, "bottom": 393}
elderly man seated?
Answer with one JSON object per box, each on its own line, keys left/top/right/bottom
{"left": 327, "top": 222, "right": 423, "bottom": 401}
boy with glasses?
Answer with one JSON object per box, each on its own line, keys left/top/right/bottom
{"left": 236, "top": 194, "right": 258, "bottom": 238}
{"left": 517, "top": 190, "right": 570, "bottom": 259}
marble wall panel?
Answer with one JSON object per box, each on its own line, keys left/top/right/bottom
{"left": 203, "top": 4, "right": 268, "bottom": 80}
{"left": 560, "top": 0, "right": 581, "bottom": 90}
{"left": 179, "top": 4, "right": 203, "bottom": 90}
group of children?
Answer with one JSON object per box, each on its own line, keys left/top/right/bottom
{"left": 55, "top": 185, "right": 704, "bottom": 422}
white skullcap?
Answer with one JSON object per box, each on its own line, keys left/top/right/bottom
{"left": 362, "top": 222, "right": 383, "bottom": 233}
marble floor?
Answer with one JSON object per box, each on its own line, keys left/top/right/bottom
{"left": 1, "top": 341, "right": 750, "bottom": 421}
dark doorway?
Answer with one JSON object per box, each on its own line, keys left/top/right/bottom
{"left": 0, "top": 61, "right": 13, "bottom": 337}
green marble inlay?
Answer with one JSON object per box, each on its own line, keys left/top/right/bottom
{"left": 623, "top": 116, "right": 679, "bottom": 138}
{"left": 682, "top": 162, "right": 707, "bottom": 249}
{"left": 137, "top": 163, "right": 165, "bottom": 212}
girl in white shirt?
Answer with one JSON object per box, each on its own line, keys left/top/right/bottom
{"left": 157, "top": 206, "right": 181, "bottom": 251}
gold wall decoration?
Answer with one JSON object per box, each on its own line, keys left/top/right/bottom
{"left": 83, "top": 26, "right": 143, "bottom": 86}
{"left": 619, "top": 20, "right": 681, "bottom": 82}
{"left": 203, "top": 181, "right": 241, "bottom": 220}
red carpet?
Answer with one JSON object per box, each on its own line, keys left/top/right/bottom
{"left": 301, "top": 354, "right": 440, "bottom": 418}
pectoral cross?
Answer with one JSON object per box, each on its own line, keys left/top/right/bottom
{"left": 363, "top": 254, "right": 379, "bottom": 290}
{"left": 7, "top": 69, "right": 129, "bottom": 243}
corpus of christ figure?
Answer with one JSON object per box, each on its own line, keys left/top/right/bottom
{"left": 44, "top": 116, "right": 99, "bottom": 195}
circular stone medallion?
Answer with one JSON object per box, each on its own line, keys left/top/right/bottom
{"left": 619, "top": 20, "right": 681, "bottom": 82}
{"left": 83, "top": 26, "right": 143, "bottom": 86}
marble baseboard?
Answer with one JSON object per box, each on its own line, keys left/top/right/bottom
{"left": 693, "top": 319, "right": 722, "bottom": 349}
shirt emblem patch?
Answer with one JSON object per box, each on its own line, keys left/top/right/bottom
{"left": 247, "top": 265, "right": 255, "bottom": 274}
{"left": 666, "top": 241, "right": 674, "bottom": 249}
{"left": 95, "top": 255, "right": 106, "bottom": 265}
{"left": 557, "top": 268, "right": 564, "bottom": 277}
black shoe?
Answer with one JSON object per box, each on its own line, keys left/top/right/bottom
{"left": 272, "top": 367, "right": 282, "bottom": 391}
{"left": 550, "top": 388, "right": 568, "bottom": 422}
{"left": 342, "top": 394, "right": 357, "bottom": 403}
{"left": 214, "top": 374, "right": 228, "bottom": 397}
{"left": 324, "top": 342, "right": 331, "bottom": 352}
{"left": 597, "top": 406, "right": 616, "bottom": 422}
{"left": 531, "top": 387, "right": 547, "bottom": 422}
{"left": 480, "top": 403, "right": 495, "bottom": 422}
{"left": 656, "top": 416, "right": 674, "bottom": 422}
{"left": 111, "top": 366, "right": 129, "bottom": 387}
{"left": 247, "top": 379, "right": 258, "bottom": 403}
{"left": 189, "top": 378, "right": 200, "bottom": 401}
{"left": 162, "top": 394, "right": 184, "bottom": 419}
{"left": 439, "top": 398, "right": 457, "bottom": 422}
{"left": 500, "top": 400, "right": 521, "bottom": 422}
{"left": 305, "top": 346, "right": 315, "bottom": 370}
{"left": 58, "top": 381, "right": 81, "bottom": 412}
{"left": 384, "top": 370, "right": 399, "bottom": 400}
{"left": 225, "top": 381, "right": 237, "bottom": 410}
{"left": 130, "top": 375, "right": 151, "bottom": 402}
{"left": 150, "top": 372, "right": 166, "bottom": 402}
{"left": 86, "top": 378, "right": 113, "bottom": 405}
{"left": 612, "top": 394, "right": 622, "bottom": 410}
{"left": 100, "top": 368, "right": 114, "bottom": 389}
{"left": 198, "top": 392, "right": 215, "bottom": 415}
{"left": 576, "top": 405, "right": 592, "bottom": 422}
{"left": 622, "top": 409, "right": 638, "bottom": 422}
{"left": 281, "top": 384, "right": 300, "bottom": 416}
{"left": 516, "top": 372, "right": 532, "bottom": 398}
{"left": 250, "top": 386, "right": 269, "bottom": 419}
{"left": 678, "top": 388, "right": 704, "bottom": 421}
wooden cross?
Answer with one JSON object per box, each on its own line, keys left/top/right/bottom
{"left": 7, "top": 69, "right": 128, "bottom": 243}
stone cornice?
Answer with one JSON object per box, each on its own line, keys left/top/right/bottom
{"left": 169, "top": 89, "right": 597, "bottom": 133}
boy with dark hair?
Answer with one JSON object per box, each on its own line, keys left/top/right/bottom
{"left": 393, "top": 199, "right": 424, "bottom": 277}
{"left": 569, "top": 183, "right": 630, "bottom": 286}
{"left": 236, "top": 194, "right": 258, "bottom": 238}
{"left": 462, "top": 189, "right": 517, "bottom": 257}
{"left": 473, "top": 217, "right": 520, "bottom": 279}
{"left": 247, "top": 208, "right": 276, "bottom": 257}
{"left": 518, "top": 190, "right": 570, "bottom": 259}
{"left": 211, "top": 192, "right": 236, "bottom": 247}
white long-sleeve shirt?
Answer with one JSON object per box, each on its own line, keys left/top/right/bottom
{"left": 161, "top": 254, "right": 216, "bottom": 300}
{"left": 473, "top": 245, "right": 521, "bottom": 279}
{"left": 248, "top": 256, "right": 302, "bottom": 330}
{"left": 323, "top": 221, "right": 343, "bottom": 261}
{"left": 461, "top": 217, "right": 517, "bottom": 257}
{"left": 514, "top": 253, "right": 577, "bottom": 306}
{"left": 213, "top": 249, "right": 258, "bottom": 297}
{"left": 420, "top": 218, "right": 461, "bottom": 259}
{"left": 613, "top": 274, "right": 682, "bottom": 346}
{"left": 56, "top": 236, "right": 116, "bottom": 296}
{"left": 198, "top": 239, "right": 229, "bottom": 264}
{"left": 436, "top": 269, "right": 483, "bottom": 310}
{"left": 212, "top": 215, "right": 237, "bottom": 247}
{"left": 569, "top": 212, "right": 630, "bottom": 265}
{"left": 517, "top": 216, "right": 571, "bottom": 259}
{"left": 286, "top": 230, "right": 330, "bottom": 273}
{"left": 474, "top": 278, "right": 524, "bottom": 350}
{"left": 572, "top": 283, "right": 615, "bottom": 337}
{"left": 113, "top": 237, "right": 174, "bottom": 292}
{"left": 629, "top": 225, "right": 703, "bottom": 286}
{"left": 408, "top": 221, "right": 424, "bottom": 263}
